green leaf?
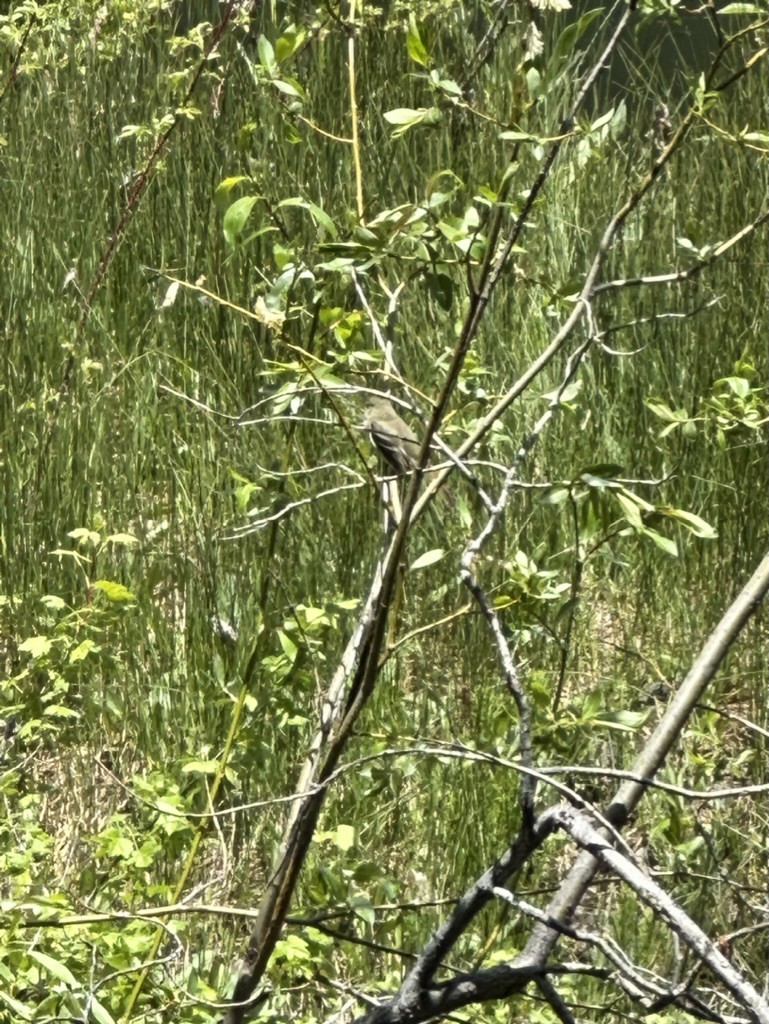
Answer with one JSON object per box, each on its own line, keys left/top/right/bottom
{"left": 257, "top": 34, "right": 276, "bottom": 76}
{"left": 432, "top": 74, "right": 462, "bottom": 97}
{"left": 0, "top": 990, "right": 33, "bottom": 1020}
{"left": 277, "top": 197, "right": 338, "bottom": 238}
{"left": 273, "top": 77, "right": 306, "bottom": 100}
{"left": 43, "top": 704, "right": 81, "bottom": 718}
{"left": 277, "top": 629, "right": 298, "bottom": 662}
{"left": 406, "top": 15, "right": 430, "bottom": 67}
{"left": 589, "top": 107, "right": 615, "bottom": 133}
{"left": 614, "top": 492, "right": 644, "bottom": 528}
{"left": 215, "top": 175, "right": 250, "bottom": 201}
{"left": 582, "top": 690, "right": 603, "bottom": 720}
{"left": 223, "top": 195, "right": 259, "bottom": 245}
{"left": 715, "top": 376, "right": 750, "bottom": 399}
{"left": 352, "top": 897, "right": 375, "bottom": 926}
{"left": 69, "top": 639, "right": 96, "bottom": 663}
{"left": 498, "top": 130, "right": 543, "bottom": 143}
{"left": 68, "top": 527, "right": 101, "bottom": 547}
{"left": 275, "top": 25, "right": 307, "bottom": 63}
{"left": 658, "top": 507, "right": 718, "bottom": 540}
{"left": 743, "top": 130, "right": 769, "bottom": 144}
{"left": 274, "top": 934, "right": 311, "bottom": 963}
{"left": 540, "top": 486, "right": 569, "bottom": 506}
{"left": 525, "top": 67, "right": 541, "bottom": 100}
{"left": 641, "top": 527, "right": 678, "bottom": 557}
{"left": 553, "top": 9, "right": 603, "bottom": 62}
{"left": 283, "top": 121, "right": 303, "bottom": 144}
{"left": 117, "top": 124, "right": 141, "bottom": 141}
{"left": 410, "top": 548, "right": 445, "bottom": 571}
{"left": 19, "top": 635, "right": 52, "bottom": 659}
{"left": 383, "top": 107, "right": 442, "bottom": 138}
{"left": 334, "top": 824, "right": 355, "bottom": 851}
{"left": 384, "top": 107, "right": 424, "bottom": 125}
{"left": 182, "top": 759, "right": 221, "bottom": 775}
{"left": 105, "top": 532, "right": 139, "bottom": 547}
{"left": 590, "top": 708, "right": 651, "bottom": 732}
{"left": 26, "top": 949, "right": 78, "bottom": 986}
{"left": 719, "top": 3, "right": 763, "bottom": 12}
{"left": 92, "top": 580, "right": 135, "bottom": 602}
{"left": 645, "top": 398, "right": 686, "bottom": 423}
{"left": 542, "top": 379, "right": 582, "bottom": 405}
{"left": 425, "top": 168, "right": 463, "bottom": 208}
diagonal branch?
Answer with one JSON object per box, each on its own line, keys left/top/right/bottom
{"left": 521, "top": 548, "right": 769, "bottom": 963}
{"left": 555, "top": 807, "right": 769, "bottom": 1024}
{"left": 351, "top": 549, "right": 769, "bottom": 1023}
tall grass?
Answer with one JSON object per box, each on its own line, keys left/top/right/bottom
{"left": 0, "top": 2, "right": 766, "bottom": 1021}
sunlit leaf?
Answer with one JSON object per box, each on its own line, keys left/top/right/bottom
{"left": 542, "top": 379, "right": 582, "bottom": 404}
{"left": 92, "top": 580, "right": 136, "bottom": 602}
{"left": 383, "top": 107, "right": 442, "bottom": 138}
{"left": 589, "top": 108, "right": 615, "bottom": 133}
{"left": 410, "top": 548, "right": 445, "bottom": 571}
{"left": 257, "top": 34, "right": 276, "bottom": 76}
{"left": 406, "top": 15, "right": 430, "bottom": 67}
{"left": 540, "top": 486, "right": 569, "bottom": 505}
{"left": 158, "top": 280, "right": 179, "bottom": 309}
{"left": 335, "top": 824, "right": 355, "bottom": 851}
{"left": 43, "top": 704, "right": 81, "bottom": 718}
{"left": 277, "top": 629, "right": 298, "bottom": 662}
{"left": 719, "top": 3, "right": 763, "bottom": 12}
{"left": 641, "top": 527, "right": 678, "bottom": 557}
{"left": 215, "top": 175, "right": 250, "bottom": 200}
{"left": 0, "top": 991, "right": 32, "bottom": 1021}
{"left": 19, "top": 636, "right": 52, "bottom": 659}
{"left": 105, "top": 532, "right": 139, "bottom": 547}
{"left": 614, "top": 492, "right": 644, "bottom": 528}
{"left": 715, "top": 376, "right": 750, "bottom": 398}
{"left": 223, "top": 195, "right": 259, "bottom": 245}
{"left": 273, "top": 77, "right": 305, "bottom": 100}
{"left": 499, "top": 130, "right": 543, "bottom": 143}
{"left": 182, "top": 759, "right": 220, "bottom": 775}
{"left": 26, "top": 950, "right": 78, "bottom": 986}
{"left": 276, "top": 25, "right": 307, "bottom": 63}
{"left": 69, "top": 639, "right": 96, "bottom": 663}
{"left": 658, "top": 507, "right": 718, "bottom": 539}
{"left": 590, "top": 708, "right": 651, "bottom": 731}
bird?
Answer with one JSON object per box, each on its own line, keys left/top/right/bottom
{"left": 365, "top": 395, "right": 454, "bottom": 505}
{"left": 365, "top": 396, "right": 422, "bottom": 477}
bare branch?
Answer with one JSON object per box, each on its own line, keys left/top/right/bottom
{"left": 555, "top": 807, "right": 769, "bottom": 1024}
{"left": 521, "top": 549, "right": 769, "bottom": 965}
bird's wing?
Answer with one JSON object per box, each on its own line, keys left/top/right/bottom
{"left": 370, "top": 424, "right": 413, "bottom": 475}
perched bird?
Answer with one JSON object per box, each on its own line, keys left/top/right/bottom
{"left": 365, "top": 395, "right": 454, "bottom": 505}
{"left": 365, "top": 396, "right": 421, "bottom": 477}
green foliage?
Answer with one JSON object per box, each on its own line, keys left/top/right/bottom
{"left": 0, "top": 0, "right": 766, "bottom": 1021}
{"left": 647, "top": 355, "right": 769, "bottom": 448}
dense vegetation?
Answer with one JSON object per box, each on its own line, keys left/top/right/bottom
{"left": 1, "top": 2, "right": 767, "bottom": 1023}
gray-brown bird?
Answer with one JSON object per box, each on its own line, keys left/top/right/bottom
{"left": 365, "top": 396, "right": 454, "bottom": 505}
{"left": 365, "top": 396, "right": 421, "bottom": 477}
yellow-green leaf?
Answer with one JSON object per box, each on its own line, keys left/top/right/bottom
{"left": 406, "top": 15, "right": 430, "bottom": 67}
{"left": 92, "top": 580, "right": 136, "bottom": 602}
